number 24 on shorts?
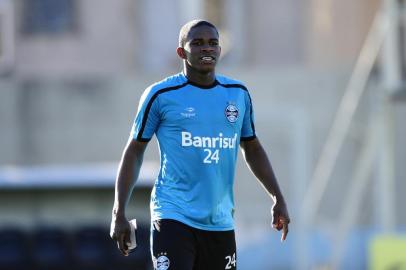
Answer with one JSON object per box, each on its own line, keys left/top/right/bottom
{"left": 225, "top": 253, "right": 236, "bottom": 269}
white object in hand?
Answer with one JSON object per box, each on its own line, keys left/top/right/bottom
{"left": 127, "top": 219, "right": 137, "bottom": 250}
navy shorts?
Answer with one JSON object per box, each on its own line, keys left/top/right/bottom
{"left": 151, "top": 219, "right": 237, "bottom": 270}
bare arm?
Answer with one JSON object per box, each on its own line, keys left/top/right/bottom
{"left": 240, "top": 137, "right": 290, "bottom": 241}
{"left": 111, "top": 138, "right": 148, "bottom": 255}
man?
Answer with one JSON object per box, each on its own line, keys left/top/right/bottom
{"left": 110, "top": 19, "right": 290, "bottom": 270}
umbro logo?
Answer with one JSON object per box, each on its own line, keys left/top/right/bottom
{"left": 181, "top": 107, "right": 196, "bottom": 118}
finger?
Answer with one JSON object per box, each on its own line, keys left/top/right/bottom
{"left": 272, "top": 223, "right": 282, "bottom": 230}
{"left": 281, "top": 223, "right": 289, "bottom": 242}
{"left": 124, "top": 229, "right": 132, "bottom": 248}
{"left": 117, "top": 234, "right": 129, "bottom": 256}
{"left": 271, "top": 211, "right": 279, "bottom": 227}
{"left": 272, "top": 215, "right": 283, "bottom": 231}
{"left": 273, "top": 221, "right": 282, "bottom": 230}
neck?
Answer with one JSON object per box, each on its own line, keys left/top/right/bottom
{"left": 183, "top": 64, "right": 216, "bottom": 86}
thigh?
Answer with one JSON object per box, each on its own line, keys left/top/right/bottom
{"left": 151, "top": 219, "right": 197, "bottom": 270}
{"left": 195, "top": 230, "right": 237, "bottom": 270}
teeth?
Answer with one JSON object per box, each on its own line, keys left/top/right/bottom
{"left": 201, "top": 56, "right": 214, "bottom": 61}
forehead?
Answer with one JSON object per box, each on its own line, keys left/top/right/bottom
{"left": 186, "top": 25, "right": 219, "bottom": 41}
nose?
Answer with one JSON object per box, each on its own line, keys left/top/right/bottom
{"left": 201, "top": 44, "right": 214, "bottom": 52}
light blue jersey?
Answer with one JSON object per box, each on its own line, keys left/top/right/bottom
{"left": 131, "top": 73, "right": 256, "bottom": 231}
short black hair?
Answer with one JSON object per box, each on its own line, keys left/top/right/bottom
{"left": 178, "top": 19, "right": 219, "bottom": 47}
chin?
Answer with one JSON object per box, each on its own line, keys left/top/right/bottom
{"left": 187, "top": 62, "right": 216, "bottom": 74}
{"left": 198, "top": 65, "right": 216, "bottom": 74}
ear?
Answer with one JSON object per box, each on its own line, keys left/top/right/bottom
{"left": 177, "top": 47, "right": 186, "bottom": 59}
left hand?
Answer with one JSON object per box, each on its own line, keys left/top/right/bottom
{"left": 271, "top": 200, "right": 290, "bottom": 242}
{"left": 110, "top": 214, "right": 132, "bottom": 256}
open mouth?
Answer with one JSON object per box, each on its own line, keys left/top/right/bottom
{"left": 199, "top": 56, "right": 216, "bottom": 64}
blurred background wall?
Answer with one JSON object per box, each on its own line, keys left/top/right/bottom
{"left": 1, "top": 0, "right": 405, "bottom": 269}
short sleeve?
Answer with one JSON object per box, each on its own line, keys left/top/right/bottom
{"left": 240, "top": 91, "right": 256, "bottom": 141}
{"left": 130, "top": 87, "right": 160, "bottom": 141}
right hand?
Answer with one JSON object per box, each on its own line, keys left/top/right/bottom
{"left": 110, "top": 214, "right": 132, "bottom": 256}
{"left": 271, "top": 200, "right": 290, "bottom": 242}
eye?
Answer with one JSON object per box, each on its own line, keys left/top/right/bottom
{"left": 210, "top": 40, "right": 219, "bottom": 46}
{"left": 191, "top": 40, "right": 202, "bottom": 46}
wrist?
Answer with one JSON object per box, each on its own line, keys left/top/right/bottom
{"left": 112, "top": 206, "right": 126, "bottom": 219}
{"left": 273, "top": 194, "right": 286, "bottom": 205}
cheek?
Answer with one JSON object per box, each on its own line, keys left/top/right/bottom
{"left": 188, "top": 51, "right": 200, "bottom": 60}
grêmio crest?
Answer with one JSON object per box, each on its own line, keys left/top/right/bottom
{"left": 225, "top": 103, "right": 239, "bottom": 123}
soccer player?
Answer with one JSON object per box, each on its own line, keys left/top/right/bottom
{"left": 110, "top": 19, "right": 290, "bottom": 270}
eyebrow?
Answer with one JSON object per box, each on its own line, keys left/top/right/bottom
{"left": 190, "top": 38, "right": 219, "bottom": 42}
